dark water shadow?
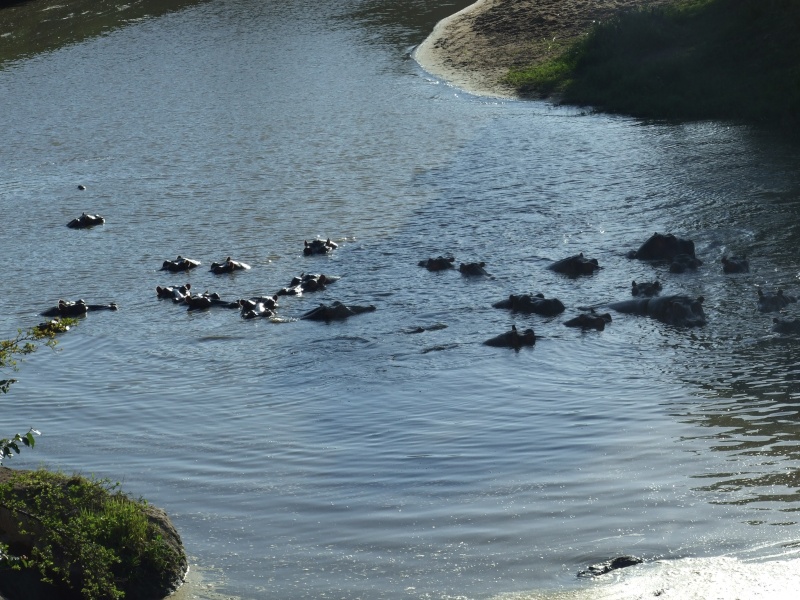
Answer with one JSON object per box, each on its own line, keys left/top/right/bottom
{"left": 342, "top": 0, "right": 475, "bottom": 48}
{"left": 0, "top": 0, "right": 209, "bottom": 67}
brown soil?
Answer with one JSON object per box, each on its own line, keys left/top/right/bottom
{"left": 414, "top": 0, "right": 674, "bottom": 97}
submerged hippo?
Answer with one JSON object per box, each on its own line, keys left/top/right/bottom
{"left": 758, "top": 288, "right": 797, "bottom": 313}
{"left": 41, "top": 299, "right": 118, "bottom": 317}
{"left": 669, "top": 253, "right": 703, "bottom": 273}
{"left": 459, "top": 262, "right": 490, "bottom": 277}
{"left": 547, "top": 253, "right": 600, "bottom": 277}
{"left": 608, "top": 295, "right": 706, "bottom": 327}
{"left": 627, "top": 232, "right": 695, "bottom": 261}
{"left": 773, "top": 317, "right": 800, "bottom": 334}
{"left": 631, "top": 280, "right": 662, "bottom": 297}
{"left": 210, "top": 257, "right": 251, "bottom": 274}
{"left": 418, "top": 256, "right": 455, "bottom": 271}
{"left": 563, "top": 311, "right": 612, "bottom": 331}
{"left": 183, "top": 291, "right": 240, "bottom": 311}
{"left": 721, "top": 254, "right": 749, "bottom": 274}
{"left": 484, "top": 325, "right": 536, "bottom": 350}
{"left": 156, "top": 283, "right": 191, "bottom": 303}
{"left": 240, "top": 299, "right": 274, "bottom": 320}
{"left": 67, "top": 213, "right": 105, "bottom": 229}
{"left": 304, "top": 238, "right": 338, "bottom": 256}
{"left": 301, "top": 301, "right": 376, "bottom": 321}
{"left": 239, "top": 295, "right": 279, "bottom": 312}
{"left": 277, "top": 273, "right": 339, "bottom": 296}
{"left": 492, "top": 293, "right": 565, "bottom": 316}
{"left": 161, "top": 256, "right": 201, "bottom": 272}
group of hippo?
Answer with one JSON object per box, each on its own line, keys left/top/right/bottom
{"left": 420, "top": 231, "right": 797, "bottom": 349}
{"left": 46, "top": 227, "right": 376, "bottom": 323}
{"left": 151, "top": 244, "right": 375, "bottom": 322}
{"left": 47, "top": 224, "right": 800, "bottom": 346}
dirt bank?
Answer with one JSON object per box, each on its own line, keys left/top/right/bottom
{"left": 414, "top": 0, "right": 674, "bottom": 98}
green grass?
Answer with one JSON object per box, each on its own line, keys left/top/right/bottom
{"left": 507, "top": 0, "right": 800, "bottom": 129}
{"left": 0, "top": 469, "right": 185, "bottom": 600}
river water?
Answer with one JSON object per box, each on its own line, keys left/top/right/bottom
{"left": 2, "top": 1, "right": 800, "bottom": 598}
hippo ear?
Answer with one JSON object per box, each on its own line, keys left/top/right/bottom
{"left": 697, "top": 296, "right": 704, "bottom": 303}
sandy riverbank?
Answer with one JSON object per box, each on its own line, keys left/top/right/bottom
{"left": 413, "top": 0, "right": 674, "bottom": 98}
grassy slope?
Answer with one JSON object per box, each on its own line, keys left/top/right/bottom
{"left": 507, "top": 0, "right": 800, "bottom": 127}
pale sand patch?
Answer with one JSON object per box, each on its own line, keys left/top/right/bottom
{"left": 413, "top": 0, "right": 517, "bottom": 98}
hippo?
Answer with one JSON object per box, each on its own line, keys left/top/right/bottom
{"left": 418, "top": 256, "right": 455, "bottom": 271}
{"left": 41, "top": 299, "right": 118, "bottom": 317}
{"left": 773, "top": 317, "right": 800, "bottom": 334}
{"left": 304, "top": 238, "right": 338, "bottom": 256}
{"left": 483, "top": 325, "right": 536, "bottom": 350}
{"left": 301, "top": 301, "right": 376, "bottom": 321}
{"left": 578, "top": 556, "right": 643, "bottom": 578}
{"left": 459, "top": 262, "right": 490, "bottom": 277}
{"left": 184, "top": 294, "right": 213, "bottom": 310}
{"left": 156, "top": 283, "right": 191, "bottom": 303}
{"left": 608, "top": 295, "right": 706, "bottom": 327}
{"left": 183, "top": 291, "right": 240, "bottom": 311}
{"left": 631, "top": 280, "right": 662, "bottom": 297}
{"left": 77, "top": 184, "right": 86, "bottom": 191}
{"left": 547, "top": 253, "right": 600, "bottom": 277}
{"left": 239, "top": 295, "right": 279, "bottom": 312}
{"left": 758, "top": 288, "right": 797, "bottom": 313}
{"left": 669, "top": 253, "right": 703, "bottom": 273}
{"left": 240, "top": 300, "right": 274, "bottom": 320}
{"left": 41, "top": 300, "right": 88, "bottom": 317}
{"left": 563, "top": 311, "right": 612, "bottom": 331}
{"left": 210, "top": 257, "right": 251, "bottom": 274}
{"left": 721, "top": 255, "right": 749, "bottom": 274}
{"left": 277, "top": 273, "right": 339, "bottom": 296}
{"left": 627, "top": 232, "right": 696, "bottom": 261}
{"left": 67, "top": 212, "right": 105, "bottom": 229}
{"left": 492, "top": 293, "right": 565, "bottom": 316}
{"left": 161, "top": 256, "right": 201, "bottom": 272}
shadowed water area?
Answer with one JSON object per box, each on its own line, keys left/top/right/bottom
{"left": 2, "top": 0, "right": 800, "bottom": 598}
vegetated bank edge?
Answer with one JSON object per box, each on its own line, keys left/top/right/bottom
{"left": 505, "top": 0, "right": 800, "bottom": 130}
{"left": 0, "top": 467, "right": 186, "bottom": 600}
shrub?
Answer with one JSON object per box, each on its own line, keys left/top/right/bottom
{"left": 0, "top": 469, "right": 186, "bottom": 600}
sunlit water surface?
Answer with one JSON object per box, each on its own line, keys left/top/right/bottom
{"left": 2, "top": 1, "right": 800, "bottom": 598}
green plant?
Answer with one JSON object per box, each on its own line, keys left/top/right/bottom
{"left": 0, "top": 319, "right": 74, "bottom": 464}
{"left": 0, "top": 470, "right": 183, "bottom": 600}
{"left": 506, "top": 0, "right": 800, "bottom": 129}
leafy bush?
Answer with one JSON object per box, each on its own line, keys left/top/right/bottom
{"left": 0, "top": 469, "right": 185, "bottom": 600}
{"left": 507, "top": 0, "right": 800, "bottom": 129}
